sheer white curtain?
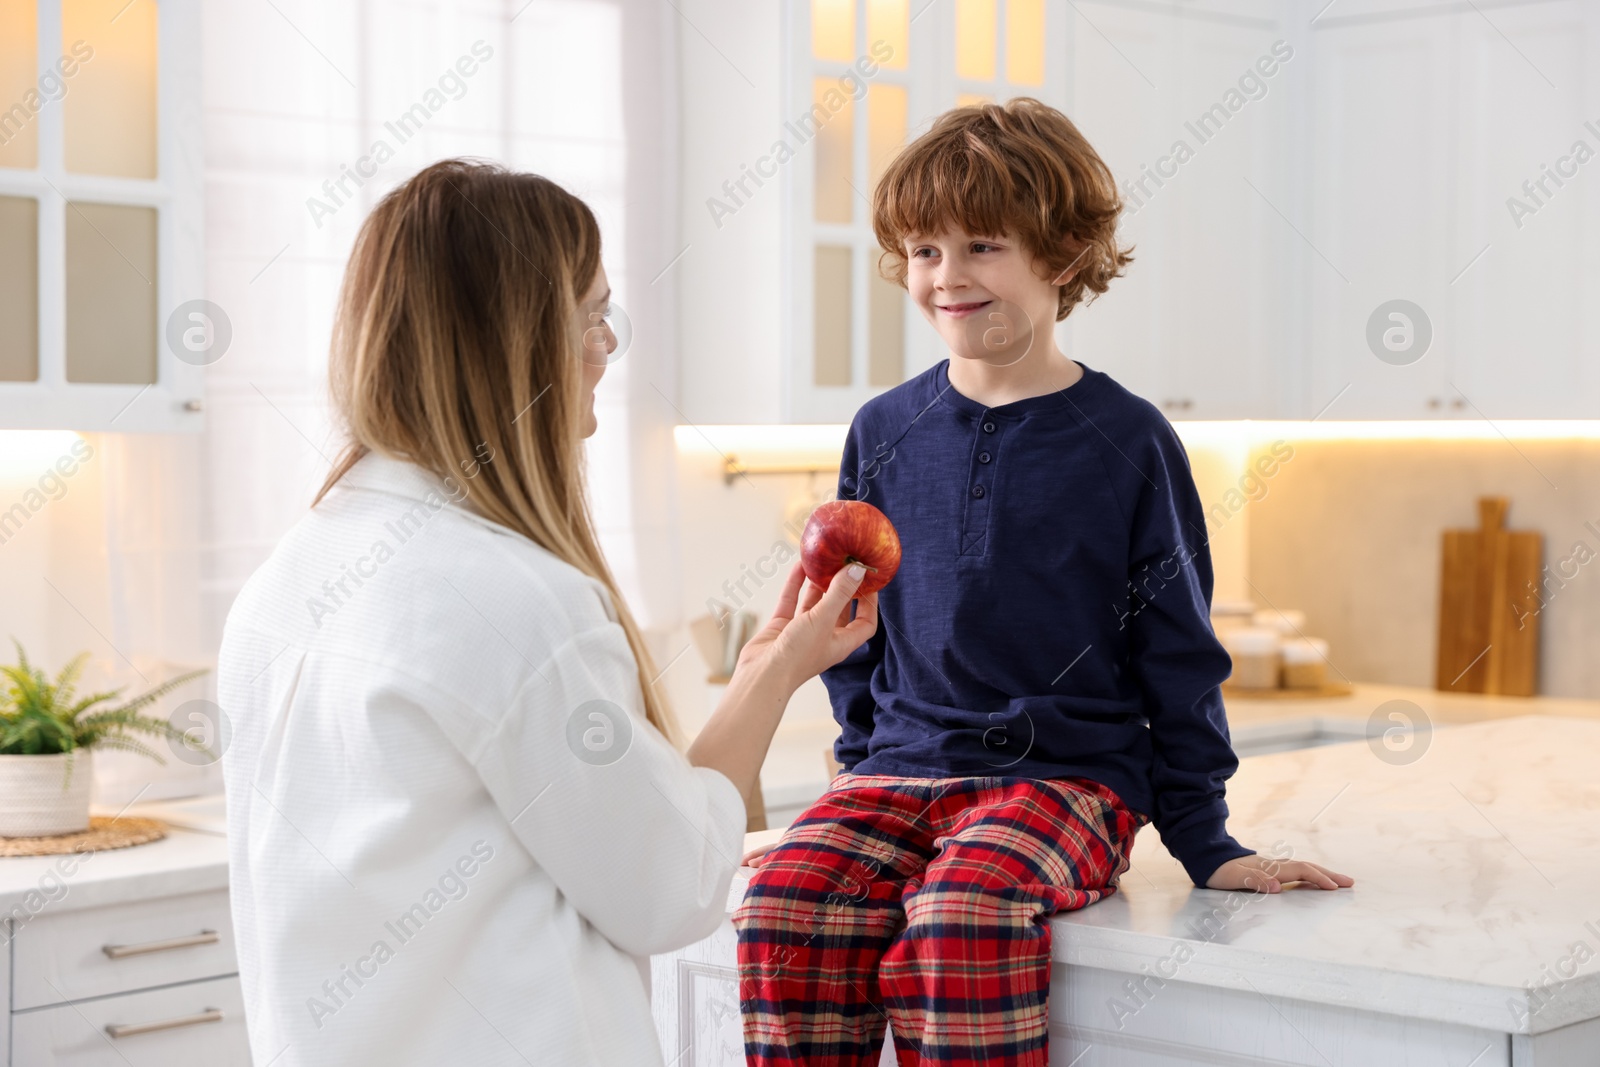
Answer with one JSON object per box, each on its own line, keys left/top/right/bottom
{"left": 94, "top": 0, "right": 685, "bottom": 799}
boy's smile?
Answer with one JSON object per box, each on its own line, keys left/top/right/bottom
{"left": 905, "top": 228, "right": 1082, "bottom": 379}
{"left": 934, "top": 299, "right": 992, "bottom": 318}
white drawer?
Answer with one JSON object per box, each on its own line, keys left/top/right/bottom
{"left": 12, "top": 973, "right": 249, "bottom": 1066}
{"left": 13, "top": 889, "right": 238, "bottom": 1010}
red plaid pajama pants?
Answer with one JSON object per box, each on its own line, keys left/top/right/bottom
{"left": 733, "top": 772, "right": 1147, "bottom": 1066}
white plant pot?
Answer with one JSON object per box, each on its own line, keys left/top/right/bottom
{"left": 0, "top": 750, "right": 94, "bottom": 837}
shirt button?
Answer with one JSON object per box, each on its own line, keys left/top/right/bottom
{"left": 971, "top": 484, "right": 985, "bottom": 498}
{"left": 982, "top": 421, "right": 996, "bottom": 433}
{"left": 978, "top": 451, "right": 991, "bottom": 464}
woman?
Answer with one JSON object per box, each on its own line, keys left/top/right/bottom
{"left": 217, "top": 158, "right": 878, "bottom": 1066}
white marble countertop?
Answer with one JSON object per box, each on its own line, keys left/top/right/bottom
{"left": 1217, "top": 678, "right": 1600, "bottom": 729}
{"left": 735, "top": 713, "right": 1600, "bottom": 1037}
{"left": 756, "top": 680, "right": 1600, "bottom": 808}
{"left": 0, "top": 820, "right": 228, "bottom": 916}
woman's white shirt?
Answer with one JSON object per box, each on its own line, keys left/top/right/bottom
{"left": 217, "top": 451, "right": 746, "bottom": 1066}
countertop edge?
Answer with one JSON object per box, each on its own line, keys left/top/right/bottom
{"left": 0, "top": 827, "right": 230, "bottom": 919}
{"left": 723, "top": 870, "right": 1599, "bottom": 1037}
{"left": 1045, "top": 921, "right": 1597, "bottom": 1037}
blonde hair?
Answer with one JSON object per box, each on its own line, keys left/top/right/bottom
{"left": 872, "top": 97, "right": 1134, "bottom": 321}
{"left": 313, "top": 158, "right": 682, "bottom": 747}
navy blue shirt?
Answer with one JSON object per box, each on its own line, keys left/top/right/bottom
{"left": 822, "top": 358, "right": 1255, "bottom": 887}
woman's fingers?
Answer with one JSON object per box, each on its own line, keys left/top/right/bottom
{"left": 769, "top": 561, "right": 807, "bottom": 623}
{"left": 797, "top": 574, "right": 825, "bottom": 615}
{"left": 759, "top": 565, "right": 878, "bottom": 679}
{"left": 808, "top": 564, "right": 866, "bottom": 628}
{"left": 839, "top": 590, "right": 878, "bottom": 647}
{"left": 835, "top": 593, "right": 855, "bottom": 629}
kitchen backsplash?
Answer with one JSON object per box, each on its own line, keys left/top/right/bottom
{"left": 652, "top": 429, "right": 1600, "bottom": 737}
{"left": 1244, "top": 435, "right": 1600, "bottom": 700}
{"left": 7, "top": 428, "right": 1595, "bottom": 765}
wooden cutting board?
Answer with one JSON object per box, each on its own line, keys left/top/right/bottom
{"left": 1434, "top": 496, "right": 1542, "bottom": 695}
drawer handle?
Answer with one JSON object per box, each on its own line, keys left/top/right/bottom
{"left": 106, "top": 1007, "right": 224, "bottom": 1039}
{"left": 102, "top": 929, "right": 220, "bottom": 959}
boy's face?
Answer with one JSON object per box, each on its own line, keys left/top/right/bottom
{"left": 902, "top": 228, "right": 1080, "bottom": 367}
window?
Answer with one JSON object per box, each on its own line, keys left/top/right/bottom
{"left": 785, "top": 0, "right": 1067, "bottom": 422}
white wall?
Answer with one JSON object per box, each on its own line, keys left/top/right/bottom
{"left": 197, "top": 0, "right": 686, "bottom": 642}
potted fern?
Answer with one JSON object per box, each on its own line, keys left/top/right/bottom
{"left": 0, "top": 643, "right": 208, "bottom": 837}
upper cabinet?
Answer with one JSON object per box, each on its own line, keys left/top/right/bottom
{"left": 0, "top": 0, "right": 204, "bottom": 432}
{"left": 1064, "top": 0, "right": 1299, "bottom": 421}
{"left": 678, "top": 0, "right": 1600, "bottom": 424}
{"left": 1309, "top": 0, "right": 1600, "bottom": 420}
{"left": 1445, "top": 0, "right": 1599, "bottom": 420}
{"left": 1306, "top": 6, "right": 1461, "bottom": 420}
{"left": 784, "top": 0, "right": 1071, "bottom": 424}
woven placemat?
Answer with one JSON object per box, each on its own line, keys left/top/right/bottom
{"left": 0, "top": 816, "right": 167, "bottom": 856}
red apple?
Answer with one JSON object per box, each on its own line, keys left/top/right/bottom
{"left": 800, "top": 500, "right": 902, "bottom": 596}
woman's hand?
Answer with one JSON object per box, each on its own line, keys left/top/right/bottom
{"left": 735, "top": 560, "right": 879, "bottom": 689}
{"left": 1206, "top": 853, "right": 1354, "bottom": 893}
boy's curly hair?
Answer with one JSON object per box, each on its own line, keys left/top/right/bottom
{"left": 871, "top": 97, "right": 1133, "bottom": 322}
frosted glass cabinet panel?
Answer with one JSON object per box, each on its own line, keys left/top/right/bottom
{"left": 866, "top": 83, "right": 906, "bottom": 187}
{"left": 0, "top": 0, "right": 39, "bottom": 169}
{"left": 63, "top": 0, "right": 159, "bottom": 179}
{"left": 814, "top": 245, "right": 853, "bottom": 386}
{"left": 0, "top": 0, "right": 203, "bottom": 431}
{"left": 1006, "top": 0, "right": 1045, "bottom": 85}
{"left": 0, "top": 196, "right": 39, "bottom": 381}
{"left": 65, "top": 202, "right": 157, "bottom": 384}
{"left": 813, "top": 77, "right": 855, "bottom": 224}
{"left": 813, "top": 0, "right": 854, "bottom": 62}
{"left": 867, "top": 0, "right": 907, "bottom": 68}
{"left": 867, "top": 268, "right": 903, "bottom": 387}
{"left": 955, "top": 0, "right": 997, "bottom": 80}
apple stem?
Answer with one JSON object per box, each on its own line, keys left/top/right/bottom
{"left": 843, "top": 556, "right": 880, "bottom": 573}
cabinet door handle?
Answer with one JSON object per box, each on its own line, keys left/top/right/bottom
{"left": 106, "top": 1008, "right": 224, "bottom": 1039}
{"left": 102, "top": 929, "right": 220, "bottom": 959}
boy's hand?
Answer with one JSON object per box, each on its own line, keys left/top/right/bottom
{"left": 741, "top": 841, "right": 777, "bottom": 868}
{"left": 1205, "top": 854, "right": 1354, "bottom": 893}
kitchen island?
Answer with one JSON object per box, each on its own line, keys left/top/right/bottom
{"left": 653, "top": 714, "right": 1600, "bottom": 1066}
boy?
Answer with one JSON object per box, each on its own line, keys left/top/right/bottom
{"left": 733, "top": 98, "right": 1351, "bottom": 1067}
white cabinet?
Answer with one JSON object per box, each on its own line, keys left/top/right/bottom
{"left": 1058, "top": 0, "right": 1176, "bottom": 409}
{"left": 682, "top": 0, "right": 1600, "bottom": 424}
{"left": 12, "top": 974, "right": 248, "bottom": 1066}
{"left": 11, "top": 889, "right": 238, "bottom": 1009}
{"left": 1306, "top": 8, "right": 1462, "bottom": 419}
{"left": 4, "top": 887, "right": 249, "bottom": 1066}
{"left": 1306, "top": 0, "right": 1600, "bottom": 420}
{"left": 1449, "top": 0, "right": 1600, "bottom": 419}
{"left": 1066, "top": 1, "right": 1299, "bottom": 420}
{"left": 650, "top": 905, "right": 899, "bottom": 1067}
{"left": 0, "top": 0, "right": 206, "bottom": 432}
